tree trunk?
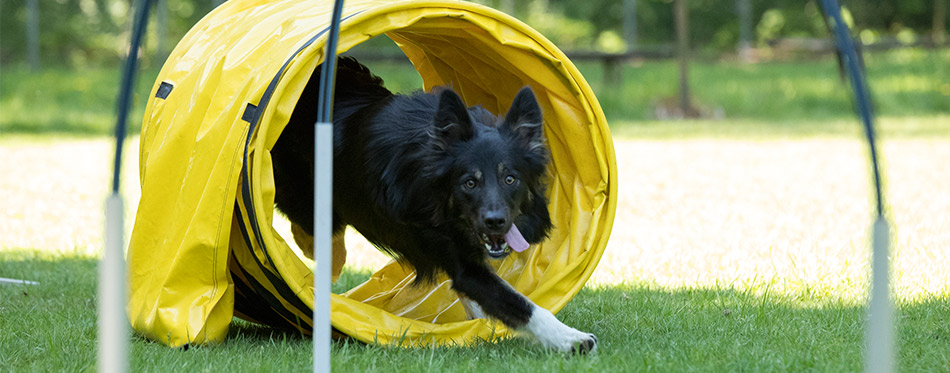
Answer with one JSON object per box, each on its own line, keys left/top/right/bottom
{"left": 26, "top": 0, "right": 40, "bottom": 71}
{"left": 737, "top": 0, "right": 753, "bottom": 62}
{"left": 935, "top": 0, "right": 947, "bottom": 45}
{"left": 675, "top": 0, "right": 692, "bottom": 117}
{"left": 94, "top": 0, "right": 119, "bottom": 31}
{"left": 623, "top": 0, "right": 638, "bottom": 50}
{"left": 156, "top": 0, "right": 168, "bottom": 66}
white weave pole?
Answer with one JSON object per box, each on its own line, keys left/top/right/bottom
{"left": 100, "top": 195, "right": 128, "bottom": 373}
{"left": 867, "top": 217, "right": 893, "bottom": 373}
{"left": 313, "top": 1, "right": 345, "bottom": 372}
{"left": 816, "top": 1, "right": 893, "bottom": 371}
{"left": 101, "top": 0, "right": 153, "bottom": 371}
{"left": 313, "top": 123, "right": 333, "bottom": 373}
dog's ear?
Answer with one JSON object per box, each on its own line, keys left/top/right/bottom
{"left": 502, "top": 87, "right": 545, "bottom": 153}
{"left": 432, "top": 89, "right": 474, "bottom": 149}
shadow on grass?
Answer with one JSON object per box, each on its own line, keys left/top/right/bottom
{"left": 1, "top": 250, "right": 947, "bottom": 371}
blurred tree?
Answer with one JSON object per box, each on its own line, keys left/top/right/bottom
{"left": 935, "top": 0, "right": 947, "bottom": 44}
{"left": 623, "top": 0, "right": 638, "bottom": 49}
{"left": 0, "top": 0, "right": 946, "bottom": 68}
{"left": 0, "top": 0, "right": 219, "bottom": 67}
{"left": 26, "top": 0, "right": 39, "bottom": 70}
{"left": 675, "top": 0, "right": 693, "bottom": 116}
{"left": 737, "top": 0, "right": 753, "bottom": 61}
{"left": 92, "top": 0, "right": 123, "bottom": 33}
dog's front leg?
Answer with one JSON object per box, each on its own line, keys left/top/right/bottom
{"left": 459, "top": 295, "right": 487, "bottom": 320}
{"left": 451, "top": 262, "right": 597, "bottom": 353}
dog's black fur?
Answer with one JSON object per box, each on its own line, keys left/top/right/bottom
{"left": 271, "top": 58, "right": 594, "bottom": 350}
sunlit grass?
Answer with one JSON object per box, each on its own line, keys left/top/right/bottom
{"left": 596, "top": 136, "right": 949, "bottom": 304}
{"left": 3, "top": 129, "right": 947, "bottom": 300}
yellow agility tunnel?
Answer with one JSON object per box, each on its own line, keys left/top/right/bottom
{"left": 128, "top": 0, "right": 617, "bottom": 348}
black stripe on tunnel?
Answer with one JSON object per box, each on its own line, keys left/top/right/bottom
{"left": 233, "top": 201, "right": 314, "bottom": 320}
{"left": 155, "top": 81, "right": 174, "bottom": 99}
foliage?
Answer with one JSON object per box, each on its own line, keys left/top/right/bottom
{"left": 0, "top": 0, "right": 220, "bottom": 67}
{"left": 523, "top": 0, "right": 945, "bottom": 53}
{"left": 1, "top": 0, "right": 946, "bottom": 68}
{"left": 2, "top": 48, "right": 945, "bottom": 136}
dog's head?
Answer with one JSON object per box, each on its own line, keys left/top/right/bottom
{"left": 429, "top": 87, "right": 550, "bottom": 259}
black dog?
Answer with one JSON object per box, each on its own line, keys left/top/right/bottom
{"left": 271, "top": 57, "right": 596, "bottom": 353}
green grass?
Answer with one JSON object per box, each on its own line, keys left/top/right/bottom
{"left": 2, "top": 133, "right": 948, "bottom": 370}
{"left": 0, "top": 66, "right": 160, "bottom": 135}
{"left": 2, "top": 249, "right": 947, "bottom": 371}
{"left": 2, "top": 49, "right": 949, "bottom": 370}
{"left": 584, "top": 48, "right": 950, "bottom": 122}
{"left": 607, "top": 115, "right": 950, "bottom": 139}
{"left": 2, "top": 48, "right": 947, "bottom": 136}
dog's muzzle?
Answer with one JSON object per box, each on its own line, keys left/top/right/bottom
{"left": 480, "top": 233, "right": 510, "bottom": 258}
{"left": 478, "top": 224, "right": 530, "bottom": 259}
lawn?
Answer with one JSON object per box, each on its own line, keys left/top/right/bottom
{"left": 584, "top": 48, "right": 950, "bottom": 122}
{"left": 2, "top": 132, "right": 948, "bottom": 371}
{"left": 2, "top": 48, "right": 948, "bottom": 135}
{"left": 4, "top": 248, "right": 946, "bottom": 371}
{"left": 1, "top": 48, "right": 949, "bottom": 370}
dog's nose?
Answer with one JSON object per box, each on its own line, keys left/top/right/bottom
{"left": 483, "top": 213, "right": 508, "bottom": 231}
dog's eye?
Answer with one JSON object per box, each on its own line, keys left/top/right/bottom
{"left": 505, "top": 176, "right": 516, "bottom": 185}
{"left": 464, "top": 179, "right": 477, "bottom": 189}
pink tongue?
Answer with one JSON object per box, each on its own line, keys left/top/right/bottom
{"left": 504, "top": 224, "right": 531, "bottom": 252}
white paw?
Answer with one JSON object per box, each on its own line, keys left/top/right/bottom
{"left": 523, "top": 305, "right": 597, "bottom": 353}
